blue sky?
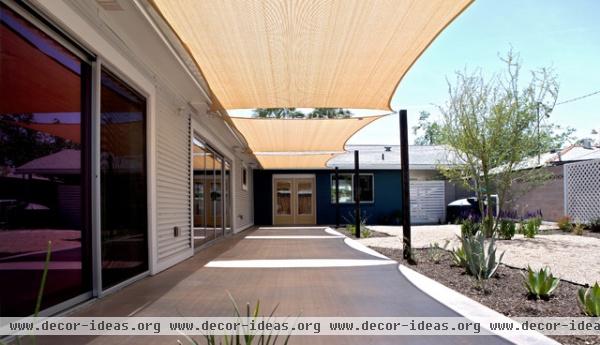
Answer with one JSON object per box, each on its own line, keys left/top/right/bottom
{"left": 231, "top": 0, "right": 600, "bottom": 145}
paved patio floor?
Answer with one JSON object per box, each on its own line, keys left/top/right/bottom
{"left": 37, "top": 227, "right": 511, "bottom": 345}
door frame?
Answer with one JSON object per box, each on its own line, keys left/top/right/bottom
{"left": 272, "top": 174, "right": 316, "bottom": 225}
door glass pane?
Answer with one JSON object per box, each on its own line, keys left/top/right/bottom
{"left": 224, "top": 161, "right": 231, "bottom": 234}
{"left": 193, "top": 137, "right": 207, "bottom": 247}
{"left": 213, "top": 156, "right": 223, "bottom": 238}
{"left": 100, "top": 69, "right": 148, "bottom": 289}
{"left": 297, "top": 181, "right": 312, "bottom": 215}
{"left": 276, "top": 181, "right": 291, "bottom": 215}
{"left": 204, "top": 150, "right": 215, "bottom": 241}
{"left": 0, "top": 3, "right": 91, "bottom": 316}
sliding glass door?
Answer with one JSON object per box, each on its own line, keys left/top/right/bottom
{"left": 99, "top": 70, "right": 148, "bottom": 289}
{"left": 0, "top": 3, "right": 92, "bottom": 316}
{"left": 192, "top": 134, "right": 231, "bottom": 248}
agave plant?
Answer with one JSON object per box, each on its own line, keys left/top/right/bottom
{"left": 427, "top": 241, "right": 449, "bottom": 264}
{"left": 522, "top": 266, "right": 559, "bottom": 300}
{"left": 578, "top": 282, "right": 600, "bottom": 317}
{"left": 198, "top": 292, "right": 291, "bottom": 345}
{"left": 460, "top": 231, "right": 504, "bottom": 292}
{"left": 450, "top": 245, "right": 467, "bottom": 268}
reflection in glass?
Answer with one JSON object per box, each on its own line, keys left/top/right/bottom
{"left": 100, "top": 69, "right": 148, "bottom": 289}
{"left": 330, "top": 175, "right": 353, "bottom": 203}
{"left": 276, "top": 181, "right": 292, "bottom": 215}
{"left": 0, "top": 3, "right": 91, "bottom": 316}
{"left": 297, "top": 182, "right": 312, "bottom": 215}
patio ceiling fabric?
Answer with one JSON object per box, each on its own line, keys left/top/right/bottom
{"left": 151, "top": 0, "right": 472, "bottom": 110}
{"left": 230, "top": 116, "right": 382, "bottom": 169}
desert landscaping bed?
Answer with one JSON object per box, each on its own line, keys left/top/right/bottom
{"left": 372, "top": 247, "right": 600, "bottom": 345}
{"left": 361, "top": 225, "right": 600, "bottom": 285}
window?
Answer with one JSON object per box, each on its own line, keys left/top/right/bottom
{"left": 330, "top": 174, "right": 374, "bottom": 203}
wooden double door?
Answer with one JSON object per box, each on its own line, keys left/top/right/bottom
{"left": 273, "top": 176, "right": 316, "bottom": 225}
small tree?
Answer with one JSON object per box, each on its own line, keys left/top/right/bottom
{"left": 252, "top": 108, "right": 305, "bottom": 118}
{"left": 307, "top": 108, "right": 352, "bottom": 118}
{"left": 438, "top": 51, "right": 566, "bottom": 233}
{"left": 412, "top": 111, "right": 443, "bottom": 145}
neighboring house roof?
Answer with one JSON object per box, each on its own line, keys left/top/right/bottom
{"left": 327, "top": 145, "right": 460, "bottom": 170}
{"left": 15, "top": 149, "right": 80, "bottom": 175}
{"left": 514, "top": 144, "right": 600, "bottom": 171}
{"left": 15, "top": 149, "right": 143, "bottom": 175}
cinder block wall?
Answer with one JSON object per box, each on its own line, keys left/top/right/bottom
{"left": 509, "top": 165, "right": 564, "bottom": 221}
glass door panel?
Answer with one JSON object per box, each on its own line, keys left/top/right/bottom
{"left": 0, "top": 3, "right": 92, "bottom": 314}
{"left": 213, "top": 156, "right": 223, "bottom": 239}
{"left": 204, "top": 150, "right": 215, "bottom": 242}
{"left": 224, "top": 161, "right": 232, "bottom": 235}
{"left": 100, "top": 69, "right": 148, "bottom": 289}
{"left": 192, "top": 137, "right": 208, "bottom": 247}
{"left": 273, "top": 179, "right": 293, "bottom": 225}
{"left": 294, "top": 179, "right": 315, "bottom": 224}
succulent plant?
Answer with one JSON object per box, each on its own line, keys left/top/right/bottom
{"left": 461, "top": 231, "right": 504, "bottom": 280}
{"left": 522, "top": 266, "right": 559, "bottom": 300}
{"left": 578, "top": 282, "right": 600, "bottom": 317}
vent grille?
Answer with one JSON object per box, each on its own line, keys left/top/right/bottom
{"left": 96, "top": 0, "right": 123, "bottom": 11}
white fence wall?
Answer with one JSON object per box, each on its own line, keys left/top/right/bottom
{"left": 564, "top": 159, "right": 600, "bottom": 223}
{"left": 410, "top": 180, "right": 446, "bottom": 224}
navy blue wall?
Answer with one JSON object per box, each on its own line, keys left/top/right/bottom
{"left": 253, "top": 170, "right": 403, "bottom": 226}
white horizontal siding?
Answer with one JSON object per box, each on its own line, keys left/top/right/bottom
{"left": 155, "top": 91, "right": 192, "bottom": 262}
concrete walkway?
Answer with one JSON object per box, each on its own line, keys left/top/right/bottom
{"left": 37, "top": 227, "right": 511, "bottom": 345}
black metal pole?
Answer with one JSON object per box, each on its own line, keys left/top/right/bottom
{"left": 354, "top": 150, "right": 360, "bottom": 238}
{"left": 335, "top": 166, "right": 340, "bottom": 228}
{"left": 399, "top": 110, "right": 412, "bottom": 260}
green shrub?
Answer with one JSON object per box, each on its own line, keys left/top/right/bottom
{"left": 557, "top": 216, "right": 572, "bottom": 232}
{"left": 578, "top": 282, "right": 600, "bottom": 317}
{"left": 572, "top": 223, "right": 584, "bottom": 236}
{"left": 498, "top": 219, "right": 516, "bottom": 240}
{"left": 450, "top": 245, "right": 467, "bottom": 268}
{"left": 460, "top": 218, "right": 480, "bottom": 237}
{"left": 460, "top": 231, "right": 504, "bottom": 292}
{"left": 427, "top": 241, "right": 449, "bottom": 264}
{"left": 523, "top": 266, "right": 559, "bottom": 300}
{"left": 589, "top": 218, "right": 600, "bottom": 233}
{"left": 520, "top": 218, "right": 540, "bottom": 238}
{"left": 345, "top": 224, "right": 371, "bottom": 238}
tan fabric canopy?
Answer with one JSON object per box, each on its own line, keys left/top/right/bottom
{"left": 231, "top": 116, "right": 383, "bottom": 169}
{"left": 151, "top": 0, "right": 472, "bottom": 110}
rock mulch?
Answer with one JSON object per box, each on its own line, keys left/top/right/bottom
{"left": 360, "top": 225, "right": 600, "bottom": 285}
{"left": 373, "top": 247, "right": 600, "bottom": 345}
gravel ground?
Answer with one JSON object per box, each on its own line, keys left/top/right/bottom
{"left": 374, "top": 247, "right": 599, "bottom": 345}
{"left": 360, "top": 225, "right": 600, "bottom": 286}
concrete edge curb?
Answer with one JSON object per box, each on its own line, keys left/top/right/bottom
{"left": 398, "top": 264, "right": 561, "bottom": 345}
{"left": 325, "top": 227, "right": 393, "bottom": 260}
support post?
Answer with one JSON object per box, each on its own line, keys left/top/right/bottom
{"left": 354, "top": 150, "right": 360, "bottom": 238}
{"left": 335, "top": 166, "right": 340, "bottom": 228}
{"left": 399, "top": 110, "right": 412, "bottom": 261}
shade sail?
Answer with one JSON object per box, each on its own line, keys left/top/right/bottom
{"left": 256, "top": 154, "right": 338, "bottom": 170}
{"left": 151, "top": 0, "right": 472, "bottom": 110}
{"left": 230, "top": 116, "right": 382, "bottom": 169}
